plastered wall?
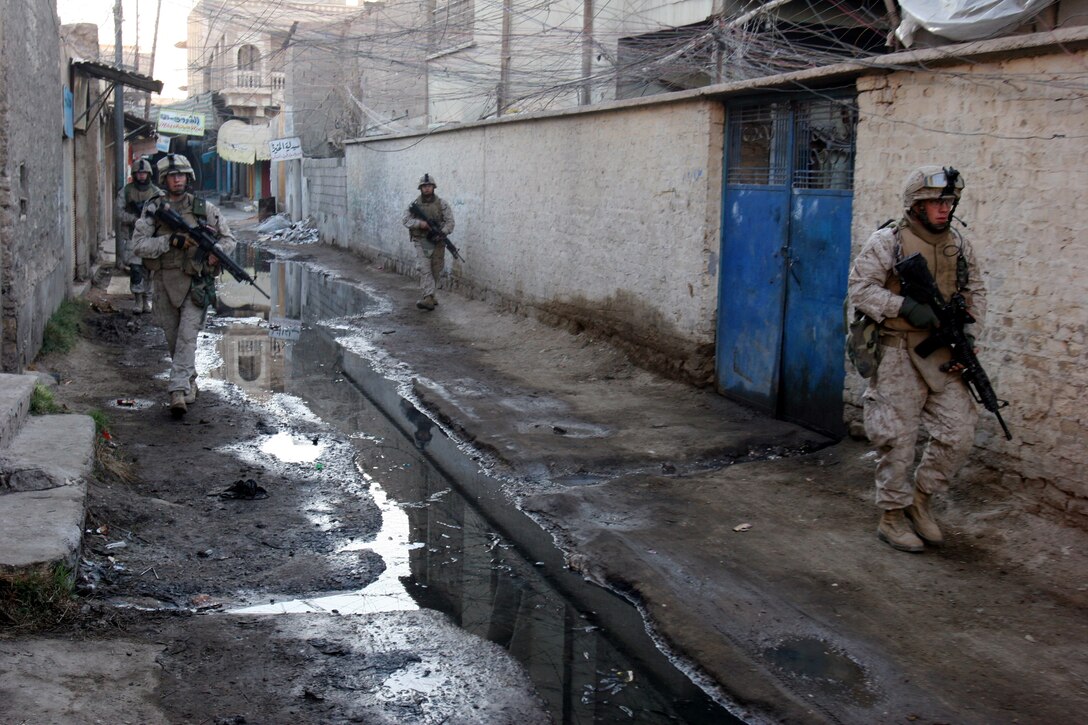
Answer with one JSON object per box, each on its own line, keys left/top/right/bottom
{"left": 345, "top": 99, "right": 724, "bottom": 382}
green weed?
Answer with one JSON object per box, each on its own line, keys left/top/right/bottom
{"left": 0, "top": 563, "right": 76, "bottom": 630}
{"left": 88, "top": 409, "right": 110, "bottom": 436}
{"left": 29, "top": 384, "right": 62, "bottom": 414}
{"left": 40, "top": 299, "right": 86, "bottom": 356}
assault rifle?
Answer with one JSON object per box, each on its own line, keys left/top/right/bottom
{"left": 408, "top": 202, "right": 464, "bottom": 262}
{"left": 895, "top": 252, "right": 1012, "bottom": 440}
{"left": 152, "top": 204, "right": 270, "bottom": 299}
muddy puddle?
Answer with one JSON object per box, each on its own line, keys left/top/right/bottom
{"left": 201, "top": 250, "right": 736, "bottom": 724}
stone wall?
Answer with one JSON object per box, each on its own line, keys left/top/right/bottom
{"left": 0, "top": 2, "right": 69, "bottom": 372}
{"left": 345, "top": 99, "right": 724, "bottom": 383}
{"left": 302, "top": 157, "right": 347, "bottom": 247}
{"left": 850, "top": 49, "right": 1088, "bottom": 522}
{"left": 320, "top": 39, "right": 1085, "bottom": 523}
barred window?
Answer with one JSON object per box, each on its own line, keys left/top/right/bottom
{"left": 431, "top": 0, "right": 473, "bottom": 55}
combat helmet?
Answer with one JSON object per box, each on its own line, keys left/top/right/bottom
{"left": 131, "top": 157, "right": 154, "bottom": 178}
{"left": 157, "top": 153, "right": 196, "bottom": 185}
{"left": 417, "top": 173, "right": 437, "bottom": 189}
{"left": 131, "top": 157, "right": 155, "bottom": 189}
{"left": 902, "top": 165, "right": 964, "bottom": 208}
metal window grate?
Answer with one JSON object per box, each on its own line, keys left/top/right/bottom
{"left": 792, "top": 99, "right": 857, "bottom": 190}
{"left": 726, "top": 104, "right": 790, "bottom": 186}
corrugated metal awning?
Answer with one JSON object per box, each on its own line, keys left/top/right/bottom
{"left": 72, "top": 60, "right": 163, "bottom": 94}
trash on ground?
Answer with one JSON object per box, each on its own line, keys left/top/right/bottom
{"left": 116, "top": 398, "right": 136, "bottom": 406}
{"left": 733, "top": 523, "right": 753, "bottom": 532}
{"left": 105, "top": 540, "right": 127, "bottom": 550}
{"left": 217, "top": 478, "right": 269, "bottom": 500}
{"left": 256, "top": 213, "right": 292, "bottom": 233}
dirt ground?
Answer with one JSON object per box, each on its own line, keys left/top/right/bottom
{"left": 0, "top": 279, "right": 550, "bottom": 724}
{"left": 3, "top": 222, "right": 1088, "bottom": 724}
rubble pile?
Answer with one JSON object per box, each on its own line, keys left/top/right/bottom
{"left": 256, "top": 214, "right": 320, "bottom": 244}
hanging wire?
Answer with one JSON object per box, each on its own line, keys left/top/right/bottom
{"left": 82, "top": 0, "right": 1088, "bottom": 142}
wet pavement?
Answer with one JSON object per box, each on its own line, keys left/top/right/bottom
{"left": 35, "top": 211, "right": 1087, "bottom": 724}
{"left": 203, "top": 278, "right": 733, "bottom": 723}
{"left": 231, "top": 226, "right": 1088, "bottom": 725}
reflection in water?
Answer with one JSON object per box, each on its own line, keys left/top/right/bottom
{"left": 212, "top": 258, "right": 733, "bottom": 724}
{"left": 260, "top": 431, "right": 326, "bottom": 463}
{"left": 233, "top": 468, "right": 420, "bottom": 616}
{"left": 400, "top": 398, "right": 435, "bottom": 449}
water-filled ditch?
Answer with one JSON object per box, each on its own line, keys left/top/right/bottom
{"left": 209, "top": 249, "right": 737, "bottom": 724}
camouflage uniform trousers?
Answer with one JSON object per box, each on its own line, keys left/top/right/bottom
{"left": 414, "top": 238, "right": 446, "bottom": 299}
{"left": 863, "top": 347, "right": 978, "bottom": 510}
{"left": 152, "top": 289, "right": 207, "bottom": 394}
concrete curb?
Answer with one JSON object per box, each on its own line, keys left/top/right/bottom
{"left": 0, "top": 380, "right": 97, "bottom": 577}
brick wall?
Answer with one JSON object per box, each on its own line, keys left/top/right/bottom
{"left": 850, "top": 50, "right": 1088, "bottom": 522}
{"left": 345, "top": 99, "right": 724, "bottom": 383}
{"left": 302, "top": 158, "right": 347, "bottom": 247}
{"left": 0, "top": 2, "right": 69, "bottom": 372}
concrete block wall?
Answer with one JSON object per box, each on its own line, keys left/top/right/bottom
{"left": 850, "top": 50, "right": 1088, "bottom": 522}
{"left": 302, "top": 158, "right": 348, "bottom": 247}
{"left": 0, "top": 2, "right": 69, "bottom": 373}
{"left": 346, "top": 99, "right": 724, "bottom": 383}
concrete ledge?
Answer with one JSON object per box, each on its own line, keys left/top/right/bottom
{"left": 0, "top": 373, "right": 36, "bottom": 450}
{"left": 0, "top": 482, "right": 87, "bottom": 572}
{"left": 0, "top": 414, "right": 95, "bottom": 575}
{"left": 0, "top": 415, "right": 97, "bottom": 492}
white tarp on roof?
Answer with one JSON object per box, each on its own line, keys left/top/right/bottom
{"left": 897, "top": 0, "right": 1057, "bottom": 46}
{"left": 217, "top": 120, "right": 273, "bottom": 164}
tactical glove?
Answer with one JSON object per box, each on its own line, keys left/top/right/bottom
{"left": 900, "top": 297, "right": 938, "bottom": 329}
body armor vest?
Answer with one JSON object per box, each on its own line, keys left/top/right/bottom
{"left": 883, "top": 221, "right": 963, "bottom": 333}
{"left": 144, "top": 195, "right": 210, "bottom": 276}
{"left": 410, "top": 196, "right": 445, "bottom": 240}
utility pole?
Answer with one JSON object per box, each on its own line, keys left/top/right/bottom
{"left": 497, "top": 0, "right": 512, "bottom": 115}
{"left": 113, "top": 0, "right": 126, "bottom": 270}
{"left": 581, "top": 0, "right": 593, "bottom": 105}
{"left": 144, "top": 0, "right": 163, "bottom": 119}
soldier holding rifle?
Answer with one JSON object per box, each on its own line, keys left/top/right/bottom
{"left": 848, "top": 165, "right": 994, "bottom": 553}
{"left": 132, "top": 153, "right": 235, "bottom": 418}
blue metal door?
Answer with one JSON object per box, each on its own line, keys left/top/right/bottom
{"left": 717, "top": 98, "right": 857, "bottom": 435}
{"left": 717, "top": 105, "right": 791, "bottom": 411}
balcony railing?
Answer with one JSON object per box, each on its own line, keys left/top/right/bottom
{"left": 231, "top": 70, "right": 285, "bottom": 92}
{"left": 236, "top": 70, "right": 263, "bottom": 88}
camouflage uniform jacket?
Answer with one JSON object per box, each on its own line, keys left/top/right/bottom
{"left": 848, "top": 217, "right": 987, "bottom": 392}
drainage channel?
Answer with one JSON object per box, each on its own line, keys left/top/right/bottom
{"left": 212, "top": 250, "right": 737, "bottom": 724}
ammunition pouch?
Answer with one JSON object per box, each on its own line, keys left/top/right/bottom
{"left": 190, "top": 273, "right": 218, "bottom": 309}
{"left": 845, "top": 305, "right": 882, "bottom": 379}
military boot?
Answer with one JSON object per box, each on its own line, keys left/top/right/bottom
{"left": 133, "top": 294, "right": 145, "bottom": 314}
{"left": 877, "top": 509, "right": 924, "bottom": 553}
{"left": 905, "top": 490, "right": 943, "bottom": 546}
{"left": 416, "top": 295, "right": 436, "bottom": 311}
{"left": 169, "top": 391, "right": 187, "bottom": 418}
{"left": 184, "top": 380, "right": 199, "bottom": 405}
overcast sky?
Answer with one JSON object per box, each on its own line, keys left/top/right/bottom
{"left": 57, "top": 0, "right": 193, "bottom": 101}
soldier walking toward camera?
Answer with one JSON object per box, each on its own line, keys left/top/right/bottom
{"left": 132, "top": 153, "right": 235, "bottom": 418}
{"left": 403, "top": 173, "right": 455, "bottom": 311}
{"left": 847, "top": 165, "right": 987, "bottom": 552}
{"left": 115, "top": 158, "right": 160, "bottom": 314}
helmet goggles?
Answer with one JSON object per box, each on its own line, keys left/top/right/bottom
{"left": 923, "top": 168, "right": 964, "bottom": 196}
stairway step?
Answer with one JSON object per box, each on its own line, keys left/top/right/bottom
{"left": 0, "top": 414, "right": 96, "bottom": 574}
{"left": 0, "top": 373, "right": 37, "bottom": 450}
